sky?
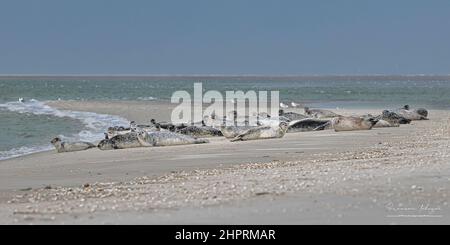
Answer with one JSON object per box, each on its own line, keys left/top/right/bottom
{"left": 0, "top": 0, "right": 449, "bottom": 75}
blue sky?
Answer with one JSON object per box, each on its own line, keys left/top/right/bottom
{"left": 0, "top": 0, "right": 449, "bottom": 75}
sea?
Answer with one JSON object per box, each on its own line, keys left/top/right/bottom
{"left": 1, "top": 75, "right": 449, "bottom": 160}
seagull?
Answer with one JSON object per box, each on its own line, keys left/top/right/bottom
{"left": 280, "top": 102, "right": 289, "bottom": 108}
{"left": 18, "top": 98, "right": 25, "bottom": 103}
{"left": 291, "top": 102, "right": 301, "bottom": 108}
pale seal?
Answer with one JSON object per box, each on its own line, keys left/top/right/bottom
{"left": 287, "top": 118, "right": 332, "bottom": 132}
{"left": 137, "top": 131, "right": 209, "bottom": 147}
{"left": 304, "top": 107, "right": 341, "bottom": 119}
{"left": 50, "top": 137, "right": 96, "bottom": 153}
{"left": 329, "top": 116, "right": 379, "bottom": 132}
{"left": 230, "top": 122, "right": 289, "bottom": 142}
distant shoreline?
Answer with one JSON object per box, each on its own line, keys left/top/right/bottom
{"left": 2, "top": 74, "right": 450, "bottom": 81}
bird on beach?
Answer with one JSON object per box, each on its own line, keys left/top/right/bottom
{"left": 280, "top": 102, "right": 289, "bottom": 109}
{"left": 291, "top": 102, "right": 301, "bottom": 108}
{"left": 18, "top": 98, "right": 25, "bottom": 103}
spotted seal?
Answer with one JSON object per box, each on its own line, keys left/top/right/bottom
{"left": 178, "top": 125, "right": 223, "bottom": 137}
{"left": 98, "top": 132, "right": 142, "bottom": 150}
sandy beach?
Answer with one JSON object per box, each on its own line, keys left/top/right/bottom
{"left": 0, "top": 100, "right": 449, "bottom": 224}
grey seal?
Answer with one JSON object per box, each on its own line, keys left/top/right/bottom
{"left": 98, "top": 132, "right": 142, "bottom": 150}
{"left": 304, "top": 107, "right": 341, "bottom": 118}
{"left": 137, "top": 131, "right": 209, "bottom": 147}
{"left": 178, "top": 125, "right": 223, "bottom": 137}
{"left": 230, "top": 122, "right": 289, "bottom": 142}
{"left": 394, "top": 105, "right": 429, "bottom": 120}
{"left": 287, "top": 118, "right": 332, "bottom": 132}
{"left": 50, "top": 137, "right": 96, "bottom": 153}
{"left": 380, "top": 110, "right": 411, "bottom": 125}
{"left": 279, "top": 109, "right": 308, "bottom": 121}
{"left": 220, "top": 125, "right": 257, "bottom": 138}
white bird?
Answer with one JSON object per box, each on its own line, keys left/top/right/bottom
{"left": 291, "top": 102, "right": 301, "bottom": 108}
{"left": 18, "top": 98, "right": 25, "bottom": 103}
{"left": 280, "top": 102, "right": 289, "bottom": 108}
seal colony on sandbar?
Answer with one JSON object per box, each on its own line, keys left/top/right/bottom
{"left": 49, "top": 105, "right": 429, "bottom": 153}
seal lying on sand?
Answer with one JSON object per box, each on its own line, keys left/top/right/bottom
{"left": 230, "top": 122, "right": 289, "bottom": 142}
{"left": 360, "top": 114, "right": 401, "bottom": 128}
{"left": 317, "top": 116, "right": 379, "bottom": 132}
{"left": 98, "top": 132, "right": 142, "bottom": 150}
{"left": 373, "top": 119, "right": 400, "bottom": 128}
{"left": 380, "top": 110, "right": 411, "bottom": 125}
{"left": 137, "top": 131, "right": 209, "bottom": 147}
{"left": 220, "top": 125, "right": 257, "bottom": 138}
{"left": 304, "top": 107, "right": 341, "bottom": 119}
{"left": 50, "top": 137, "right": 96, "bottom": 153}
{"left": 279, "top": 110, "right": 308, "bottom": 121}
{"left": 178, "top": 125, "right": 223, "bottom": 137}
{"left": 287, "top": 118, "right": 331, "bottom": 132}
{"left": 394, "top": 105, "right": 429, "bottom": 120}
{"left": 107, "top": 126, "right": 131, "bottom": 138}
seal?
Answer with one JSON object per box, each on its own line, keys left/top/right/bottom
{"left": 329, "top": 116, "right": 379, "bottom": 132}
{"left": 230, "top": 122, "right": 289, "bottom": 142}
{"left": 279, "top": 109, "right": 308, "bottom": 121}
{"left": 137, "top": 130, "right": 209, "bottom": 147}
{"left": 97, "top": 132, "right": 142, "bottom": 151}
{"left": 373, "top": 119, "right": 400, "bottom": 128}
{"left": 107, "top": 126, "right": 131, "bottom": 138}
{"left": 380, "top": 110, "right": 411, "bottom": 125}
{"left": 220, "top": 125, "right": 257, "bottom": 138}
{"left": 304, "top": 107, "right": 341, "bottom": 118}
{"left": 287, "top": 118, "right": 332, "bottom": 132}
{"left": 178, "top": 125, "right": 223, "bottom": 137}
{"left": 50, "top": 137, "right": 96, "bottom": 153}
{"left": 362, "top": 112, "right": 406, "bottom": 128}
{"left": 394, "top": 105, "right": 429, "bottom": 120}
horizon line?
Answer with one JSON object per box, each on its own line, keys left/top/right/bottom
{"left": 1, "top": 73, "right": 450, "bottom": 77}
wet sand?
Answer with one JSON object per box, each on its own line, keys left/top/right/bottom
{"left": 0, "top": 101, "right": 449, "bottom": 224}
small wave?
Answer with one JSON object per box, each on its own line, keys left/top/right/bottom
{"left": 137, "top": 96, "right": 157, "bottom": 101}
{"left": 0, "top": 145, "right": 53, "bottom": 161}
{"left": 0, "top": 99, "right": 130, "bottom": 160}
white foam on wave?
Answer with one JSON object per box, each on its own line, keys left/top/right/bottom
{"left": 0, "top": 145, "right": 53, "bottom": 161}
{"left": 137, "top": 96, "right": 157, "bottom": 101}
{"left": 0, "top": 99, "right": 130, "bottom": 160}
